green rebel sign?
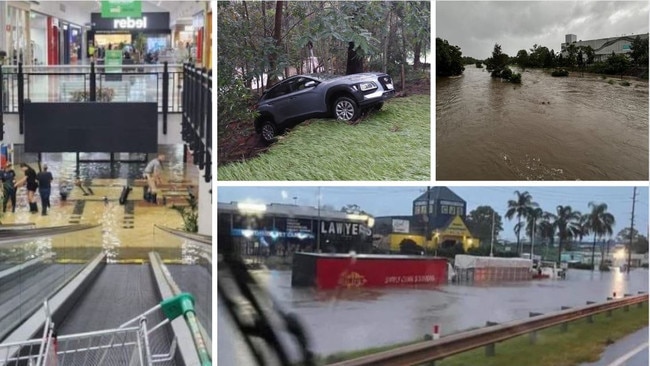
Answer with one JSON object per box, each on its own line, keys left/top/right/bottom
{"left": 101, "top": 1, "right": 142, "bottom": 18}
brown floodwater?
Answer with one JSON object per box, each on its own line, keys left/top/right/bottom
{"left": 436, "top": 67, "right": 649, "bottom": 180}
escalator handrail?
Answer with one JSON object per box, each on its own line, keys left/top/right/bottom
{"left": 154, "top": 225, "right": 211, "bottom": 245}
{"left": 0, "top": 224, "right": 101, "bottom": 247}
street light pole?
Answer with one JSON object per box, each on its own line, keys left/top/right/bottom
{"left": 531, "top": 218, "right": 536, "bottom": 259}
{"left": 627, "top": 187, "right": 637, "bottom": 274}
{"left": 316, "top": 187, "right": 321, "bottom": 253}
{"left": 490, "top": 211, "right": 495, "bottom": 257}
{"left": 426, "top": 186, "right": 431, "bottom": 256}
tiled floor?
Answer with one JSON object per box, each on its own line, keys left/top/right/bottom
{"left": 1, "top": 146, "right": 199, "bottom": 261}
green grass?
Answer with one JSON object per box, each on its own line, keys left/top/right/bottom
{"left": 217, "top": 95, "right": 430, "bottom": 181}
{"left": 437, "top": 303, "right": 648, "bottom": 366}
{"left": 311, "top": 339, "right": 423, "bottom": 365}
{"left": 318, "top": 303, "right": 648, "bottom": 366}
{"left": 620, "top": 81, "right": 631, "bottom": 87}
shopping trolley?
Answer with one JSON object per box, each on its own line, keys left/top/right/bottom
{"left": 0, "top": 293, "right": 211, "bottom": 366}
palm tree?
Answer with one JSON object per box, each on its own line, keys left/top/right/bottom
{"left": 506, "top": 191, "right": 538, "bottom": 255}
{"left": 539, "top": 212, "right": 556, "bottom": 260}
{"left": 525, "top": 207, "right": 544, "bottom": 257}
{"left": 555, "top": 205, "right": 582, "bottom": 264}
{"left": 586, "top": 202, "right": 615, "bottom": 270}
{"left": 576, "top": 214, "right": 590, "bottom": 243}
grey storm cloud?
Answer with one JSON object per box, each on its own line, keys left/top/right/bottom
{"left": 437, "top": 1, "right": 650, "bottom": 58}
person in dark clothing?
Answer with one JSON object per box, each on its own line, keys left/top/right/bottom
{"left": 1, "top": 164, "right": 16, "bottom": 212}
{"left": 15, "top": 163, "right": 38, "bottom": 213}
{"left": 36, "top": 164, "right": 53, "bottom": 215}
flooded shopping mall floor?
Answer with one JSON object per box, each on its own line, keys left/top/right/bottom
{"left": 0, "top": 145, "right": 197, "bottom": 257}
{"left": 436, "top": 67, "right": 648, "bottom": 180}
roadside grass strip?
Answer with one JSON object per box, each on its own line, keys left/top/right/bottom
{"left": 315, "top": 302, "right": 648, "bottom": 366}
{"left": 217, "top": 95, "right": 430, "bottom": 181}
{"left": 433, "top": 303, "right": 648, "bottom": 366}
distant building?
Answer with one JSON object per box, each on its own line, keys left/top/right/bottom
{"left": 217, "top": 202, "right": 374, "bottom": 255}
{"left": 565, "top": 34, "right": 577, "bottom": 44}
{"left": 374, "top": 187, "right": 477, "bottom": 252}
{"left": 561, "top": 33, "right": 649, "bottom": 62}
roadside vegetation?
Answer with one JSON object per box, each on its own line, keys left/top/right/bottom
{"left": 455, "top": 190, "right": 647, "bottom": 265}
{"left": 314, "top": 302, "right": 647, "bottom": 366}
{"left": 218, "top": 1, "right": 431, "bottom": 167}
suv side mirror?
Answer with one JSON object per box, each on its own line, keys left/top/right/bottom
{"left": 304, "top": 81, "right": 317, "bottom": 88}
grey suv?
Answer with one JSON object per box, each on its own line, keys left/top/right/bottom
{"left": 254, "top": 72, "right": 396, "bottom": 142}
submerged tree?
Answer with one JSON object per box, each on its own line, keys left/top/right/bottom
{"left": 436, "top": 37, "right": 464, "bottom": 76}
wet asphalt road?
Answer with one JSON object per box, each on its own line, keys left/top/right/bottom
{"left": 580, "top": 327, "right": 649, "bottom": 366}
{"left": 218, "top": 267, "right": 648, "bottom": 360}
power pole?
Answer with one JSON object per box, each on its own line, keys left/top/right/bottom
{"left": 426, "top": 186, "right": 431, "bottom": 256}
{"left": 627, "top": 187, "right": 636, "bottom": 274}
{"left": 316, "top": 187, "right": 321, "bottom": 253}
{"left": 490, "top": 210, "right": 495, "bottom": 257}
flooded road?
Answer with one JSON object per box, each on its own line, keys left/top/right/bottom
{"left": 436, "top": 67, "right": 648, "bottom": 180}
{"left": 219, "top": 268, "right": 649, "bottom": 361}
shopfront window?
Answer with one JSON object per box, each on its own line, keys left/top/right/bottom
{"left": 6, "top": 5, "right": 29, "bottom": 65}
{"left": 29, "top": 12, "right": 47, "bottom": 65}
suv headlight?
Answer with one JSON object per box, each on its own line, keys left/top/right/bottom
{"left": 358, "top": 82, "right": 378, "bottom": 92}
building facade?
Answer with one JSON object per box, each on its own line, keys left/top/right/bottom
{"left": 217, "top": 202, "right": 374, "bottom": 257}
{"left": 374, "top": 187, "right": 477, "bottom": 253}
{"left": 561, "top": 33, "right": 649, "bottom": 62}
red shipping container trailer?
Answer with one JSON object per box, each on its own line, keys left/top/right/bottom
{"left": 291, "top": 253, "right": 448, "bottom": 289}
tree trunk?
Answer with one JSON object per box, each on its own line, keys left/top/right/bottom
{"left": 516, "top": 217, "right": 521, "bottom": 255}
{"left": 346, "top": 42, "right": 363, "bottom": 75}
{"left": 591, "top": 235, "right": 597, "bottom": 270}
{"left": 267, "top": 1, "right": 284, "bottom": 87}
{"left": 413, "top": 40, "right": 422, "bottom": 70}
{"left": 382, "top": 9, "right": 391, "bottom": 74}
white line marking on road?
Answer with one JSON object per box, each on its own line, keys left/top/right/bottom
{"left": 608, "top": 342, "right": 649, "bottom": 366}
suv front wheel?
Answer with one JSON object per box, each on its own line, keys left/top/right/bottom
{"left": 260, "top": 120, "right": 277, "bottom": 143}
{"left": 333, "top": 96, "right": 360, "bottom": 121}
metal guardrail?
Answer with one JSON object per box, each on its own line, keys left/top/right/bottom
{"left": 332, "top": 293, "right": 649, "bottom": 366}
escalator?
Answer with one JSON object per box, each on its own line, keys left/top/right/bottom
{"left": 56, "top": 264, "right": 175, "bottom": 365}
{"left": 0, "top": 225, "right": 212, "bottom": 366}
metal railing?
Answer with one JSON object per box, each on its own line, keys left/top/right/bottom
{"left": 0, "top": 63, "right": 184, "bottom": 139}
{"left": 182, "top": 64, "right": 211, "bottom": 183}
{"left": 331, "top": 293, "right": 649, "bottom": 366}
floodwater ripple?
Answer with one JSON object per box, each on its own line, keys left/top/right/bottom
{"left": 436, "top": 68, "right": 649, "bottom": 180}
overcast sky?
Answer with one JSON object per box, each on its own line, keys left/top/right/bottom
{"left": 218, "top": 186, "right": 649, "bottom": 241}
{"left": 436, "top": 1, "right": 650, "bottom": 59}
